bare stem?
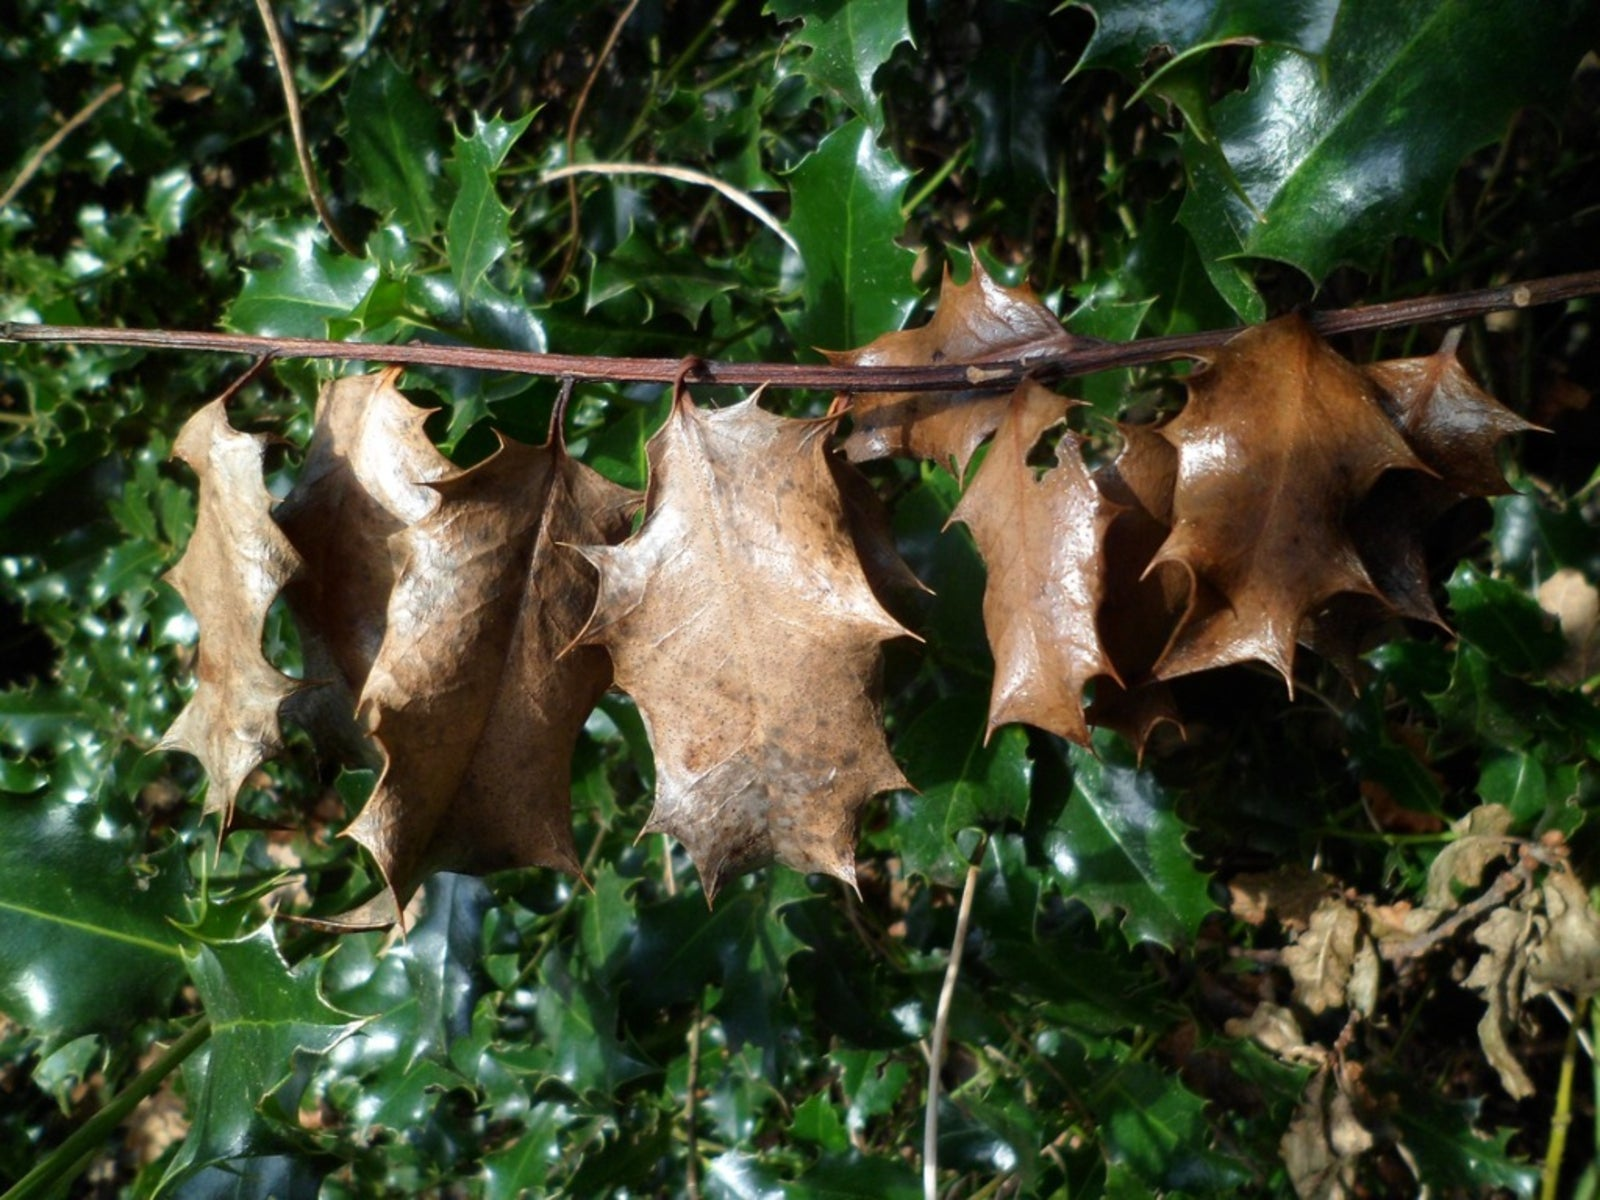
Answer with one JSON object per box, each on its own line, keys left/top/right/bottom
{"left": 4, "top": 269, "right": 1600, "bottom": 395}
{"left": 553, "top": 0, "right": 640, "bottom": 293}
{"left": 253, "top": 0, "right": 361, "bottom": 259}
{"left": 925, "top": 842, "right": 986, "bottom": 1200}
{"left": 0, "top": 81, "right": 125, "bottom": 212}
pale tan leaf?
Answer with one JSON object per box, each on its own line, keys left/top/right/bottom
{"left": 575, "top": 393, "right": 912, "bottom": 901}
{"left": 1464, "top": 904, "right": 1540, "bottom": 1099}
{"left": 1282, "top": 898, "right": 1363, "bottom": 1014}
{"left": 1425, "top": 803, "right": 1514, "bottom": 911}
{"left": 158, "top": 400, "right": 304, "bottom": 823}
{"left": 1227, "top": 866, "right": 1338, "bottom": 932}
{"left": 1537, "top": 568, "right": 1600, "bottom": 687}
{"left": 1528, "top": 868, "right": 1600, "bottom": 998}
{"left": 948, "top": 382, "right": 1119, "bottom": 745}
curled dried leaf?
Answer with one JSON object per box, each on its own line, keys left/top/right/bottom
{"left": 158, "top": 400, "right": 304, "bottom": 823}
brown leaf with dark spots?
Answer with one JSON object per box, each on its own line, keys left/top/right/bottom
{"left": 1150, "top": 315, "right": 1425, "bottom": 684}
{"left": 159, "top": 400, "right": 304, "bottom": 823}
{"left": 949, "top": 382, "right": 1119, "bottom": 745}
{"left": 344, "top": 419, "right": 639, "bottom": 920}
{"left": 574, "top": 392, "right": 911, "bottom": 902}
{"left": 834, "top": 261, "right": 1087, "bottom": 474}
{"left": 276, "top": 370, "right": 457, "bottom": 755}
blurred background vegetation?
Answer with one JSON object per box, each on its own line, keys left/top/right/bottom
{"left": 1, "top": 0, "right": 1598, "bottom": 1195}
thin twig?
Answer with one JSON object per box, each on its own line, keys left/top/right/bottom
{"left": 0, "top": 81, "right": 125, "bottom": 212}
{"left": 543, "top": 162, "right": 799, "bottom": 254}
{"left": 253, "top": 0, "right": 361, "bottom": 259}
{"left": 686, "top": 999, "right": 703, "bottom": 1200}
{"left": 4, "top": 268, "right": 1600, "bottom": 393}
{"left": 553, "top": 0, "right": 640, "bottom": 293}
{"left": 925, "top": 842, "right": 986, "bottom": 1200}
{"left": 1379, "top": 865, "right": 1527, "bottom": 963}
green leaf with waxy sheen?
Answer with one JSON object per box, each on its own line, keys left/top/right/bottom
{"left": 1388, "top": 1087, "right": 1538, "bottom": 1198}
{"left": 1178, "top": 0, "right": 1599, "bottom": 284}
{"left": 589, "top": 227, "right": 741, "bottom": 325}
{"left": 1048, "top": 733, "right": 1214, "bottom": 949}
{"left": 163, "top": 925, "right": 363, "bottom": 1189}
{"left": 0, "top": 794, "right": 189, "bottom": 1042}
{"left": 447, "top": 113, "right": 533, "bottom": 304}
{"left": 1072, "top": 0, "right": 1339, "bottom": 79}
{"left": 783, "top": 118, "right": 918, "bottom": 354}
{"left": 766, "top": 0, "right": 912, "bottom": 130}
{"left": 344, "top": 55, "right": 446, "bottom": 236}
{"left": 892, "top": 695, "right": 1032, "bottom": 886}
{"left": 225, "top": 224, "right": 378, "bottom": 338}
{"left": 1446, "top": 562, "right": 1566, "bottom": 675}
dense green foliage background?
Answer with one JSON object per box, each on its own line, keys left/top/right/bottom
{"left": 1, "top": 0, "right": 1599, "bottom": 1195}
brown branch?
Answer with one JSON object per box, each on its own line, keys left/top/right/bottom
{"left": 4, "top": 269, "right": 1600, "bottom": 394}
{"left": 0, "top": 81, "right": 125, "bottom": 212}
{"left": 553, "top": 0, "right": 640, "bottom": 294}
{"left": 253, "top": 0, "right": 361, "bottom": 259}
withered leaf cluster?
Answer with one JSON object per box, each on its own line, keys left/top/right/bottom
{"left": 160, "top": 265, "right": 1530, "bottom": 919}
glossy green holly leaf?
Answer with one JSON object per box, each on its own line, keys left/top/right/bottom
{"left": 163, "top": 925, "right": 363, "bottom": 1188}
{"left": 225, "top": 224, "right": 378, "bottom": 338}
{"left": 481, "top": 1103, "right": 573, "bottom": 1200}
{"left": 320, "top": 875, "right": 489, "bottom": 1132}
{"left": 892, "top": 696, "right": 1032, "bottom": 885}
{"left": 1072, "top": 0, "right": 1338, "bottom": 79}
{"left": 344, "top": 55, "right": 446, "bottom": 236}
{"left": 783, "top": 118, "right": 918, "bottom": 354}
{"left": 589, "top": 228, "right": 741, "bottom": 325}
{"left": 959, "top": 4, "right": 1060, "bottom": 211}
{"left": 1060, "top": 1038, "right": 1248, "bottom": 1192}
{"left": 1388, "top": 1087, "right": 1538, "bottom": 1198}
{"left": 1047, "top": 733, "right": 1213, "bottom": 949}
{"left": 766, "top": 0, "right": 912, "bottom": 129}
{"left": 1178, "top": 0, "right": 1599, "bottom": 283}
{"left": 628, "top": 876, "right": 806, "bottom": 1053}
{"left": 788, "top": 1152, "right": 922, "bottom": 1199}
{"left": 534, "top": 948, "right": 654, "bottom": 1101}
{"left": 447, "top": 113, "right": 533, "bottom": 304}
{"left": 0, "top": 794, "right": 188, "bottom": 1044}
{"left": 1478, "top": 750, "right": 1583, "bottom": 832}
{"left": 1446, "top": 563, "right": 1566, "bottom": 675}
{"left": 1492, "top": 491, "right": 1600, "bottom": 582}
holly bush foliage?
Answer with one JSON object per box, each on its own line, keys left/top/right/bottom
{"left": 2, "top": 1, "right": 1599, "bottom": 1196}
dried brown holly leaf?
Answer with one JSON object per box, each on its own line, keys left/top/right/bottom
{"left": 276, "top": 370, "right": 455, "bottom": 706}
{"left": 1281, "top": 1066, "right": 1374, "bottom": 1200}
{"left": 1365, "top": 329, "right": 1535, "bottom": 497}
{"left": 341, "top": 421, "right": 639, "bottom": 921}
{"left": 1089, "top": 423, "right": 1185, "bottom": 747}
{"left": 1528, "top": 867, "right": 1600, "bottom": 998}
{"left": 1282, "top": 897, "right": 1364, "bottom": 1015}
{"left": 1151, "top": 315, "right": 1426, "bottom": 684}
{"left": 574, "top": 392, "right": 911, "bottom": 902}
{"left": 948, "top": 382, "right": 1118, "bottom": 745}
{"left": 158, "top": 400, "right": 304, "bottom": 823}
{"left": 833, "top": 260, "right": 1086, "bottom": 474}
{"left": 1425, "top": 803, "right": 1514, "bottom": 910}
{"left": 827, "top": 450, "right": 932, "bottom": 625}
{"left": 1464, "top": 902, "right": 1539, "bottom": 1099}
